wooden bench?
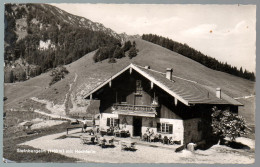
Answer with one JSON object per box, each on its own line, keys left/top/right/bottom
{"left": 67, "top": 126, "right": 83, "bottom": 135}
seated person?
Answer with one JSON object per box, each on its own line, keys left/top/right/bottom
{"left": 107, "top": 125, "right": 114, "bottom": 135}
{"left": 169, "top": 137, "right": 174, "bottom": 145}
{"left": 99, "top": 134, "right": 106, "bottom": 142}
{"left": 146, "top": 127, "right": 150, "bottom": 134}
{"left": 113, "top": 126, "right": 120, "bottom": 135}
{"left": 89, "top": 129, "right": 94, "bottom": 135}
{"left": 114, "top": 126, "right": 120, "bottom": 131}
{"left": 121, "top": 123, "right": 127, "bottom": 131}
{"left": 153, "top": 133, "right": 159, "bottom": 142}
{"left": 149, "top": 129, "right": 154, "bottom": 136}
{"left": 143, "top": 133, "right": 148, "bottom": 141}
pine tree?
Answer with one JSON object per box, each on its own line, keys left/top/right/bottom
{"left": 128, "top": 46, "right": 138, "bottom": 59}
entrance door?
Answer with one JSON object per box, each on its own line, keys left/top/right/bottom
{"left": 133, "top": 117, "right": 142, "bottom": 136}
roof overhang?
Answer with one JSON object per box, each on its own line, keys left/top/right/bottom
{"left": 84, "top": 63, "right": 190, "bottom": 106}
{"left": 188, "top": 101, "right": 244, "bottom": 106}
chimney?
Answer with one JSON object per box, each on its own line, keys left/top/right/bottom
{"left": 216, "top": 88, "right": 221, "bottom": 99}
{"left": 145, "top": 65, "right": 150, "bottom": 69}
{"left": 166, "top": 68, "right": 173, "bottom": 80}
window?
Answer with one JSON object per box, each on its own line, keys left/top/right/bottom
{"left": 136, "top": 80, "right": 143, "bottom": 95}
{"left": 116, "top": 91, "right": 127, "bottom": 103}
{"left": 157, "top": 123, "right": 173, "bottom": 134}
{"left": 107, "top": 118, "right": 119, "bottom": 127}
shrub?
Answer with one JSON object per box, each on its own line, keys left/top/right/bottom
{"left": 49, "top": 66, "right": 69, "bottom": 86}
{"left": 211, "top": 106, "right": 249, "bottom": 141}
{"left": 108, "top": 57, "right": 116, "bottom": 63}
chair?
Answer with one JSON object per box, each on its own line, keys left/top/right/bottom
{"left": 108, "top": 138, "right": 114, "bottom": 146}
{"left": 158, "top": 134, "right": 162, "bottom": 143}
{"left": 98, "top": 137, "right": 107, "bottom": 148}
{"left": 107, "top": 128, "right": 113, "bottom": 136}
{"left": 120, "top": 130, "right": 126, "bottom": 137}
{"left": 126, "top": 130, "right": 130, "bottom": 137}
{"left": 150, "top": 135, "right": 155, "bottom": 142}
{"left": 114, "top": 130, "right": 120, "bottom": 137}
{"left": 100, "top": 130, "right": 107, "bottom": 136}
{"left": 163, "top": 136, "right": 169, "bottom": 145}
{"left": 154, "top": 134, "right": 159, "bottom": 142}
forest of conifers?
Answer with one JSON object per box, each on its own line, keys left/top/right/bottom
{"left": 142, "top": 34, "right": 255, "bottom": 81}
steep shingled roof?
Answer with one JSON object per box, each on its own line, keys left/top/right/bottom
{"left": 84, "top": 63, "right": 242, "bottom": 106}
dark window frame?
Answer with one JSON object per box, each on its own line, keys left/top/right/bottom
{"left": 157, "top": 122, "right": 173, "bottom": 134}
{"left": 107, "top": 118, "right": 119, "bottom": 127}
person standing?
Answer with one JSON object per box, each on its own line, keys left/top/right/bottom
{"left": 82, "top": 117, "right": 87, "bottom": 133}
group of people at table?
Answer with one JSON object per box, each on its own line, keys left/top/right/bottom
{"left": 80, "top": 122, "right": 131, "bottom": 148}
{"left": 142, "top": 128, "right": 179, "bottom": 145}
{"left": 106, "top": 124, "right": 130, "bottom": 137}
{"left": 80, "top": 117, "right": 179, "bottom": 145}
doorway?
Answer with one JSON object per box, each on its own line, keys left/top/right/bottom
{"left": 133, "top": 116, "right": 142, "bottom": 136}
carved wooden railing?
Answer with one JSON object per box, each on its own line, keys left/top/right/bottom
{"left": 112, "top": 103, "right": 158, "bottom": 112}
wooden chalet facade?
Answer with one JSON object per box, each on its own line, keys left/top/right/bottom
{"left": 84, "top": 63, "right": 242, "bottom": 145}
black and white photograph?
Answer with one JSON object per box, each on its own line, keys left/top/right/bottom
{"left": 3, "top": 2, "right": 256, "bottom": 163}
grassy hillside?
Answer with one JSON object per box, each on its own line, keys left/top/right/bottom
{"left": 4, "top": 3, "right": 121, "bottom": 83}
{"left": 4, "top": 39, "right": 255, "bottom": 125}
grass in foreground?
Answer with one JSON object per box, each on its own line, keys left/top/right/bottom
{"left": 3, "top": 119, "right": 79, "bottom": 162}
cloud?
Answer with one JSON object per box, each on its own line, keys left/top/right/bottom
{"left": 181, "top": 24, "right": 218, "bottom": 38}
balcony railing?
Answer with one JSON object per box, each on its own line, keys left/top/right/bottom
{"left": 112, "top": 103, "right": 158, "bottom": 113}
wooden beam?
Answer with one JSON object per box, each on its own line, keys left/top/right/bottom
{"left": 174, "top": 98, "right": 178, "bottom": 106}
{"left": 129, "top": 67, "right": 132, "bottom": 74}
{"left": 132, "top": 64, "right": 189, "bottom": 106}
{"left": 109, "top": 80, "right": 112, "bottom": 87}
{"left": 90, "top": 94, "right": 93, "bottom": 100}
{"left": 151, "top": 82, "right": 154, "bottom": 89}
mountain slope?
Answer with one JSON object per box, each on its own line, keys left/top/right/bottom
{"left": 4, "top": 3, "right": 122, "bottom": 83}
{"left": 4, "top": 39, "right": 255, "bottom": 125}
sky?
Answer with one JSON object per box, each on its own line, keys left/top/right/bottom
{"left": 52, "top": 4, "right": 256, "bottom": 73}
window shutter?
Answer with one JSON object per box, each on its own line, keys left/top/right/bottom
{"left": 107, "top": 118, "right": 110, "bottom": 126}
{"left": 157, "top": 123, "right": 161, "bottom": 133}
{"left": 169, "top": 124, "right": 173, "bottom": 134}
{"left": 113, "top": 119, "right": 119, "bottom": 127}
{"left": 116, "top": 119, "right": 120, "bottom": 127}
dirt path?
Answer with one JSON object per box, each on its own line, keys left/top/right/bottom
{"left": 33, "top": 109, "right": 74, "bottom": 121}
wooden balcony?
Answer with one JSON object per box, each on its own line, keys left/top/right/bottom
{"left": 112, "top": 103, "right": 158, "bottom": 117}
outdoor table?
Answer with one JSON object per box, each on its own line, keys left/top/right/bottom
{"left": 114, "top": 130, "right": 120, "bottom": 137}
{"left": 121, "top": 141, "right": 136, "bottom": 150}
{"left": 80, "top": 135, "right": 96, "bottom": 144}
{"left": 119, "top": 130, "right": 130, "bottom": 137}
{"left": 97, "top": 136, "right": 115, "bottom": 147}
